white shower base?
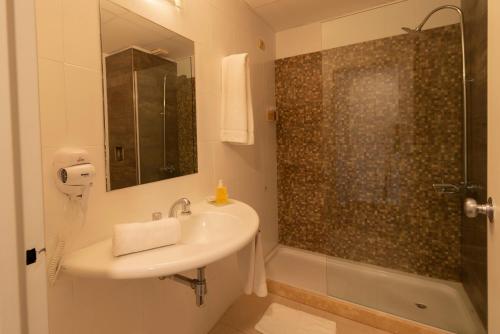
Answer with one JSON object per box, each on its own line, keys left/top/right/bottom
{"left": 265, "top": 245, "right": 485, "bottom": 334}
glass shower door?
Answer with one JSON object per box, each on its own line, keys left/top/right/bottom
{"left": 134, "top": 63, "right": 179, "bottom": 184}
{"left": 322, "top": 19, "right": 475, "bottom": 334}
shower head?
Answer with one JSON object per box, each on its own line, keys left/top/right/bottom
{"left": 402, "top": 5, "right": 463, "bottom": 35}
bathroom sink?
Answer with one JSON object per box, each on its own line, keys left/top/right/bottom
{"left": 61, "top": 200, "right": 259, "bottom": 279}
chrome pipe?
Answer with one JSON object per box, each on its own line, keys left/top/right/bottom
{"left": 167, "top": 267, "right": 207, "bottom": 307}
{"left": 402, "top": 5, "right": 469, "bottom": 187}
{"left": 161, "top": 74, "right": 167, "bottom": 173}
{"left": 132, "top": 71, "right": 142, "bottom": 184}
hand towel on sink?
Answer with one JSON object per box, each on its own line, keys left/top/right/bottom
{"left": 238, "top": 230, "right": 268, "bottom": 297}
{"left": 112, "top": 218, "right": 181, "bottom": 257}
{"left": 220, "top": 53, "right": 254, "bottom": 145}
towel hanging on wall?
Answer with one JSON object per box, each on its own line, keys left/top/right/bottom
{"left": 220, "top": 53, "right": 254, "bottom": 145}
{"left": 237, "top": 230, "right": 268, "bottom": 297}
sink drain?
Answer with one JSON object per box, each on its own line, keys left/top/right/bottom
{"left": 415, "top": 303, "right": 428, "bottom": 309}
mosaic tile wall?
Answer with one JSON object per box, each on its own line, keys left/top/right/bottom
{"left": 276, "top": 25, "right": 463, "bottom": 280}
{"left": 176, "top": 76, "right": 198, "bottom": 176}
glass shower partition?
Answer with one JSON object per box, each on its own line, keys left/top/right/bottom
{"left": 274, "top": 2, "right": 487, "bottom": 334}
{"left": 321, "top": 13, "right": 479, "bottom": 334}
{"left": 134, "top": 62, "right": 179, "bottom": 184}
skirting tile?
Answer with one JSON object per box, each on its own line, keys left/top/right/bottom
{"left": 267, "top": 280, "right": 451, "bottom": 334}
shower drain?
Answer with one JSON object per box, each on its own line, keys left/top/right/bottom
{"left": 415, "top": 303, "right": 428, "bottom": 309}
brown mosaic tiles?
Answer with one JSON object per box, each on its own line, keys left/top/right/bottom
{"left": 176, "top": 76, "right": 198, "bottom": 175}
{"left": 276, "top": 25, "right": 463, "bottom": 280}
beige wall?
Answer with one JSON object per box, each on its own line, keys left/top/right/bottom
{"left": 275, "top": 22, "right": 322, "bottom": 60}
{"left": 276, "top": 0, "right": 461, "bottom": 59}
{"left": 0, "top": 1, "right": 25, "bottom": 332}
{"left": 35, "top": 0, "right": 277, "bottom": 333}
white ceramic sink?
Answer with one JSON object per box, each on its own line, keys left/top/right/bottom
{"left": 61, "top": 200, "right": 259, "bottom": 279}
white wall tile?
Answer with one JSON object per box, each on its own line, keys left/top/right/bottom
{"left": 40, "top": 147, "right": 69, "bottom": 256}
{"left": 196, "top": 89, "right": 221, "bottom": 142}
{"left": 47, "top": 276, "right": 74, "bottom": 334}
{"left": 276, "top": 22, "right": 322, "bottom": 59}
{"left": 64, "top": 65, "right": 103, "bottom": 147}
{"left": 72, "top": 278, "right": 143, "bottom": 334}
{"left": 35, "top": 0, "right": 64, "bottom": 61}
{"left": 62, "top": 0, "right": 102, "bottom": 69}
{"left": 37, "top": 58, "right": 67, "bottom": 147}
{"left": 35, "top": 0, "right": 278, "bottom": 333}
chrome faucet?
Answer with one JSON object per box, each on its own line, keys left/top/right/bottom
{"left": 169, "top": 198, "right": 192, "bottom": 217}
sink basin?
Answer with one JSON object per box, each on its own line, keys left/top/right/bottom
{"left": 61, "top": 200, "right": 259, "bottom": 279}
{"left": 180, "top": 212, "right": 244, "bottom": 244}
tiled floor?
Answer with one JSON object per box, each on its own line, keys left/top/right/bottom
{"left": 209, "top": 293, "right": 392, "bottom": 334}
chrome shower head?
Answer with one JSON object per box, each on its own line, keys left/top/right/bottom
{"left": 403, "top": 5, "right": 462, "bottom": 35}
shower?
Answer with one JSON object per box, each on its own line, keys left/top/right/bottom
{"left": 402, "top": 5, "right": 469, "bottom": 194}
{"left": 159, "top": 74, "right": 174, "bottom": 175}
{"left": 403, "top": 5, "right": 493, "bottom": 224}
{"left": 272, "top": 2, "right": 487, "bottom": 332}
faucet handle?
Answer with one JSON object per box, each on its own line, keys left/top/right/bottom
{"left": 180, "top": 198, "right": 191, "bottom": 215}
{"left": 152, "top": 212, "right": 163, "bottom": 221}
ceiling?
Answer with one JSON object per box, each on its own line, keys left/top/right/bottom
{"left": 244, "top": 0, "right": 399, "bottom": 31}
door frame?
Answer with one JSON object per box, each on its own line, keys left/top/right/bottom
{"left": 0, "top": 0, "right": 49, "bottom": 333}
{"left": 488, "top": 0, "right": 500, "bottom": 332}
{"left": 0, "top": 0, "right": 27, "bottom": 332}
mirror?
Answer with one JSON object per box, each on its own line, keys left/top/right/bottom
{"left": 99, "top": 0, "right": 197, "bottom": 191}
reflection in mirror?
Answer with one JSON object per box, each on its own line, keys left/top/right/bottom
{"left": 100, "top": 0, "right": 197, "bottom": 191}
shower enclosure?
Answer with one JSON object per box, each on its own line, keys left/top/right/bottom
{"left": 104, "top": 48, "right": 196, "bottom": 190}
{"left": 271, "top": 1, "right": 487, "bottom": 333}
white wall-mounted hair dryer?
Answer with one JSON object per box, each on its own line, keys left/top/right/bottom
{"left": 49, "top": 148, "right": 95, "bottom": 285}
{"left": 53, "top": 148, "right": 95, "bottom": 200}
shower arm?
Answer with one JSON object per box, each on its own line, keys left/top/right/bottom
{"left": 406, "top": 5, "right": 469, "bottom": 191}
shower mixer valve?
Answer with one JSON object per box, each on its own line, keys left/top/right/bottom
{"left": 432, "top": 183, "right": 461, "bottom": 194}
{"left": 432, "top": 182, "right": 483, "bottom": 195}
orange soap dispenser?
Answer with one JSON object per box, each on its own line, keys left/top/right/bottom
{"left": 215, "top": 179, "right": 229, "bottom": 205}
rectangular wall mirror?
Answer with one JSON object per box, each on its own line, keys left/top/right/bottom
{"left": 99, "top": 0, "right": 197, "bottom": 191}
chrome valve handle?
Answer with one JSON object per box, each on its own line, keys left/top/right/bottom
{"left": 464, "top": 197, "right": 494, "bottom": 223}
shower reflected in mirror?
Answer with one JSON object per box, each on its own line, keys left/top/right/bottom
{"left": 99, "top": 0, "right": 197, "bottom": 191}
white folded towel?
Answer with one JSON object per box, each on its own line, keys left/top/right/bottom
{"left": 112, "top": 218, "right": 181, "bottom": 257}
{"left": 220, "top": 53, "right": 254, "bottom": 145}
{"left": 238, "top": 230, "right": 268, "bottom": 297}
